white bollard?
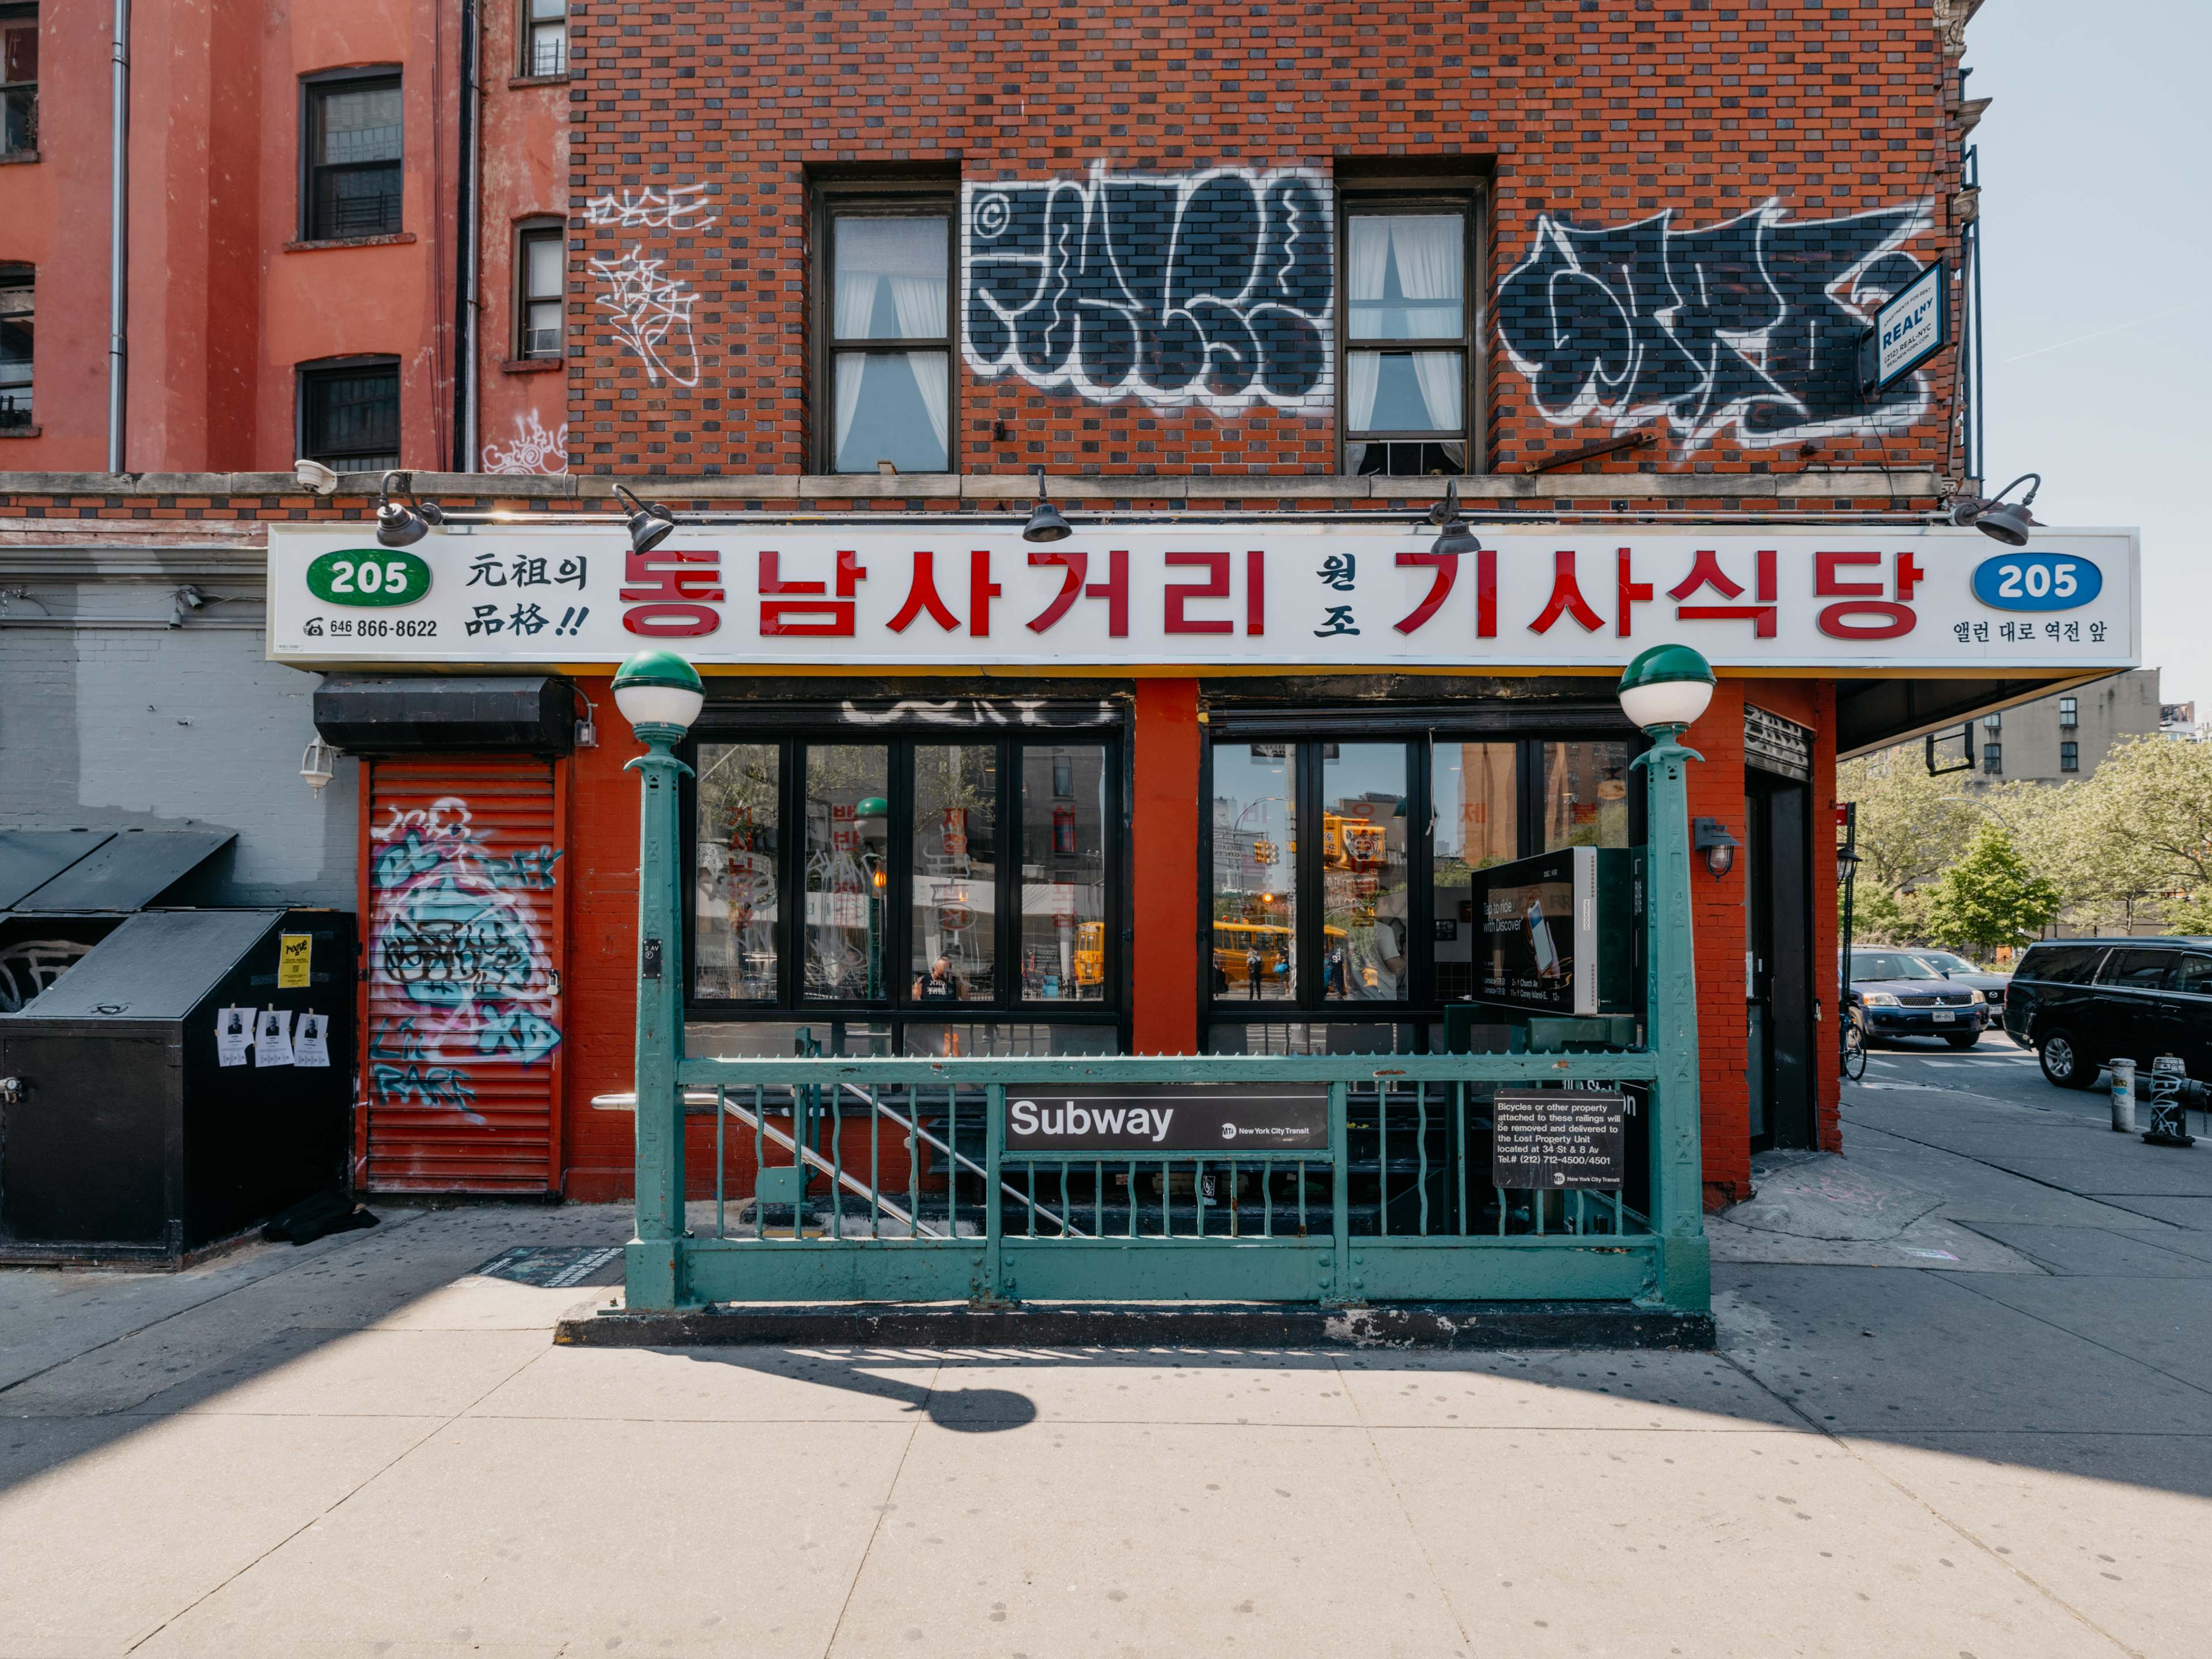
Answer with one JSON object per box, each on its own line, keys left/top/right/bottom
{"left": 2111, "top": 1057, "right": 2137, "bottom": 1133}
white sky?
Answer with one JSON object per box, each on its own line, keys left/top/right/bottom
{"left": 1971, "top": 2, "right": 2211, "bottom": 712}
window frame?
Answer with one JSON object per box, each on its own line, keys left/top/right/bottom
{"left": 2058, "top": 696, "right": 2078, "bottom": 727}
{"left": 810, "top": 181, "right": 957, "bottom": 476}
{"left": 296, "top": 354, "right": 402, "bottom": 474}
{"left": 1200, "top": 710, "right": 1644, "bottom": 1036}
{"left": 0, "top": 262, "right": 31, "bottom": 430}
{"left": 0, "top": 2, "right": 37, "bottom": 160}
{"left": 1983, "top": 742, "right": 2002, "bottom": 775}
{"left": 1334, "top": 185, "right": 1485, "bottom": 478}
{"left": 298, "top": 67, "right": 405, "bottom": 244}
{"left": 681, "top": 722, "right": 1126, "bottom": 1043}
{"left": 520, "top": 0, "right": 568, "bottom": 78}
{"left": 2059, "top": 741, "right": 2079, "bottom": 772}
{"left": 513, "top": 218, "right": 565, "bottom": 361}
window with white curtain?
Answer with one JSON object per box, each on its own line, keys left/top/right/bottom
{"left": 1342, "top": 206, "right": 1473, "bottom": 477}
{"left": 825, "top": 209, "right": 952, "bottom": 474}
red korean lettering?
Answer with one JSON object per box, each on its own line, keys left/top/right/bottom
{"left": 971, "top": 551, "right": 1002, "bottom": 637}
{"left": 1026, "top": 549, "right": 1128, "bottom": 637}
{"left": 1616, "top": 547, "right": 1653, "bottom": 638}
{"left": 887, "top": 550, "right": 959, "bottom": 633}
{"left": 1815, "top": 549, "right": 1915, "bottom": 641}
{"left": 759, "top": 548, "right": 866, "bottom": 637}
{"left": 1247, "top": 550, "right": 1265, "bottom": 635}
{"left": 619, "top": 547, "right": 722, "bottom": 637}
{"left": 1164, "top": 552, "right": 1233, "bottom": 636}
{"left": 1476, "top": 547, "right": 1496, "bottom": 638}
{"left": 1530, "top": 550, "right": 1604, "bottom": 634}
{"left": 1669, "top": 547, "right": 1776, "bottom": 637}
{"left": 1393, "top": 550, "right": 1459, "bottom": 635}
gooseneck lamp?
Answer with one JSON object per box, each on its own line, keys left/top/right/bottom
{"left": 1425, "top": 480, "right": 1483, "bottom": 560}
{"left": 614, "top": 483, "right": 679, "bottom": 555}
{"left": 374, "top": 470, "right": 445, "bottom": 549}
{"left": 612, "top": 647, "right": 705, "bottom": 744}
{"left": 1021, "top": 467, "right": 1073, "bottom": 544}
{"left": 1616, "top": 642, "right": 1717, "bottom": 735}
{"left": 1948, "top": 472, "right": 2042, "bottom": 547}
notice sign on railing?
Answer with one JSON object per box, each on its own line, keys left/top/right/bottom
{"left": 1005, "top": 1084, "right": 1330, "bottom": 1153}
{"left": 1490, "top": 1089, "right": 1627, "bottom": 1190}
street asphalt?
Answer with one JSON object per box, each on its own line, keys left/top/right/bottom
{"left": 3, "top": 1028, "right": 2210, "bottom": 1657}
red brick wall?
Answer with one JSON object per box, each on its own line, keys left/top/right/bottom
{"left": 567, "top": 1, "right": 1967, "bottom": 482}
{"left": 1684, "top": 680, "right": 1751, "bottom": 1207}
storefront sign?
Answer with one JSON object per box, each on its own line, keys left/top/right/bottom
{"left": 1862, "top": 258, "right": 1948, "bottom": 391}
{"left": 1004, "top": 1083, "right": 1329, "bottom": 1153}
{"left": 1744, "top": 705, "right": 1814, "bottom": 781}
{"left": 1490, "top": 1089, "right": 1627, "bottom": 1190}
{"left": 267, "top": 525, "right": 2139, "bottom": 673}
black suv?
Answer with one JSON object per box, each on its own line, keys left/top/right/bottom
{"left": 2002, "top": 938, "right": 2212, "bottom": 1089}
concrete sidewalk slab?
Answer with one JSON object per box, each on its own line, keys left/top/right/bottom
{"left": 1943, "top": 1274, "right": 2212, "bottom": 1387}
{"left": 1330, "top": 1347, "right": 1800, "bottom": 1429}
{"left": 1843, "top": 1432, "right": 2212, "bottom": 1659}
{"left": 1953, "top": 1219, "right": 2212, "bottom": 1277}
{"left": 823, "top": 1420, "right": 1472, "bottom": 1658}
{"left": 925, "top": 1349, "right": 1359, "bottom": 1426}
{"left": 468, "top": 1343, "right": 945, "bottom": 1423}
{"left": 134, "top": 1415, "right": 915, "bottom": 1659}
{"left": 1372, "top": 1426, "right": 2115, "bottom": 1658}
{"left": 0, "top": 1412, "right": 442, "bottom": 1655}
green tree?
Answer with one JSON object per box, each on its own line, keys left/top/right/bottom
{"left": 1921, "top": 824, "right": 2061, "bottom": 958}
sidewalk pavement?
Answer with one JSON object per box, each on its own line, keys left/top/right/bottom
{"left": 4, "top": 1059, "right": 2210, "bottom": 1657}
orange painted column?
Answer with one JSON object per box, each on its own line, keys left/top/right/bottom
{"left": 1683, "top": 681, "right": 1751, "bottom": 1209}
{"left": 1131, "top": 679, "right": 1203, "bottom": 1055}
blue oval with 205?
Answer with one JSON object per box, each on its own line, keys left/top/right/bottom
{"left": 1972, "top": 552, "right": 2101, "bottom": 612}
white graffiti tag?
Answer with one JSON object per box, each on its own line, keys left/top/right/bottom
{"left": 590, "top": 248, "right": 702, "bottom": 387}
{"left": 583, "top": 183, "right": 718, "bottom": 232}
{"left": 481, "top": 410, "right": 569, "bottom": 476}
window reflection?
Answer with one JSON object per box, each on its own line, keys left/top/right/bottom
{"left": 1211, "top": 743, "right": 1298, "bottom": 1002}
{"left": 1320, "top": 744, "right": 1410, "bottom": 1002}
{"left": 804, "top": 745, "right": 889, "bottom": 1000}
{"left": 1542, "top": 741, "right": 1632, "bottom": 851}
{"left": 1431, "top": 741, "right": 1517, "bottom": 1001}
{"left": 1020, "top": 745, "right": 1107, "bottom": 1002}
{"left": 694, "top": 743, "right": 779, "bottom": 999}
{"left": 911, "top": 745, "right": 996, "bottom": 1003}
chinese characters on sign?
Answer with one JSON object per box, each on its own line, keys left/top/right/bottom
{"left": 271, "top": 527, "right": 2139, "bottom": 672}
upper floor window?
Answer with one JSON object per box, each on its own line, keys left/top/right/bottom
{"left": 304, "top": 74, "right": 402, "bottom": 241}
{"left": 2059, "top": 696, "right": 2078, "bottom": 728}
{"left": 0, "top": 266, "right": 30, "bottom": 429}
{"left": 299, "top": 357, "right": 400, "bottom": 475}
{"left": 2059, "top": 741, "right": 2080, "bottom": 772}
{"left": 1342, "top": 201, "right": 1475, "bottom": 476}
{"left": 1983, "top": 711, "right": 2002, "bottom": 732}
{"left": 517, "top": 222, "right": 563, "bottom": 359}
{"left": 524, "top": 0, "right": 567, "bottom": 77}
{"left": 1983, "top": 743, "right": 2002, "bottom": 775}
{"left": 0, "top": 6, "right": 35, "bottom": 159}
{"left": 821, "top": 202, "right": 951, "bottom": 474}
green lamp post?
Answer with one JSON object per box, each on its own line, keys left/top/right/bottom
{"left": 1617, "top": 642, "right": 1715, "bottom": 1310}
{"left": 613, "top": 647, "right": 704, "bottom": 1309}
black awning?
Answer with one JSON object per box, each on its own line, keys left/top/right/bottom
{"left": 313, "top": 676, "right": 576, "bottom": 755}
{"left": 6, "top": 829, "right": 236, "bottom": 913}
{"left": 1837, "top": 672, "right": 2120, "bottom": 758}
{"left": 0, "top": 831, "right": 115, "bottom": 909}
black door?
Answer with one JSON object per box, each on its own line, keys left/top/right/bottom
{"left": 1745, "top": 774, "right": 1815, "bottom": 1149}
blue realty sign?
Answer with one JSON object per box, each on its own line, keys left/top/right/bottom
{"left": 1859, "top": 258, "right": 1949, "bottom": 391}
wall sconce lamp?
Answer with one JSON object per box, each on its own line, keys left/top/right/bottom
{"left": 299, "top": 738, "right": 338, "bottom": 796}
{"left": 1948, "top": 472, "right": 2042, "bottom": 546}
{"left": 1022, "top": 467, "right": 1073, "bottom": 544}
{"left": 614, "top": 484, "right": 677, "bottom": 555}
{"left": 1422, "top": 480, "right": 1483, "bottom": 559}
{"left": 1692, "top": 817, "right": 1741, "bottom": 879}
{"left": 376, "top": 471, "right": 445, "bottom": 548}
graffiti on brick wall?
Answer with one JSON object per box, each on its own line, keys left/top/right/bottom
{"left": 586, "top": 185, "right": 716, "bottom": 388}
{"left": 482, "top": 410, "right": 569, "bottom": 476}
{"left": 1497, "top": 200, "right": 1934, "bottom": 448}
{"left": 368, "top": 797, "right": 562, "bottom": 1123}
{"left": 963, "top": 161, "right": 1334, "bottom": 412}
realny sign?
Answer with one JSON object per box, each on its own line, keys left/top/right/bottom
{"left": 1861, "top": 257, "right": 1949, "bottom": 392}
{"left": 267, "top": 522, "right": 2138, "bottom": 675}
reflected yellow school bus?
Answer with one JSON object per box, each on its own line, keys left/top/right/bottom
{"left": 1074, "top": 921, "right": 1106, "bottom": 988}
{"left": 1211, "top": 920, "right": 1346, "bottom": 988}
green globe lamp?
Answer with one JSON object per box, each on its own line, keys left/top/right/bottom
{"left": 1616, "top": 642, "right": 1715, "bottom": 734}
{"left": 612, "top": 648, "right": 704, "bottom": 747}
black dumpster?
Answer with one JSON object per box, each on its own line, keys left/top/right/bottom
{"left": 0, "top": 907, "right": 357, "bottom": 1264}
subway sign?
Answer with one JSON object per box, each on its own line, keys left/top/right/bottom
{"left": 268, "top": 522, "right": 2138, "bottom": 673}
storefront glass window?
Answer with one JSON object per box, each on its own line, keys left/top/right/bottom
{"left": 1211, "top": 743, "right": 1299, "bottom": 1002}
{"left": 1541, "top": 740, "right": 1633, "bottom": 851}
{"left": 1019, "top": 745, "right": 1108, "bottom": 1003}
{"left": 694, "top": 742, "right": 780, "bottom": 999}
{"left": 1431, "top": 741, "right": 1517, "bottom": 1001}
{"left": 910, "top": 745, "right": 997, "bottom": 1003}
{"left": 903, "top": 1022, "right": 1121, "bottom": 1058}
{"left": 1320, "top": 743, "right": 1410, "bottom": 1002}
{"left": 803, "top": 745, "right": 889, "bottom": 1001}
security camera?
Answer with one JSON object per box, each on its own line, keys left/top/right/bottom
{"left": 294, "top": 458, "right": 340, "bottom": 495}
